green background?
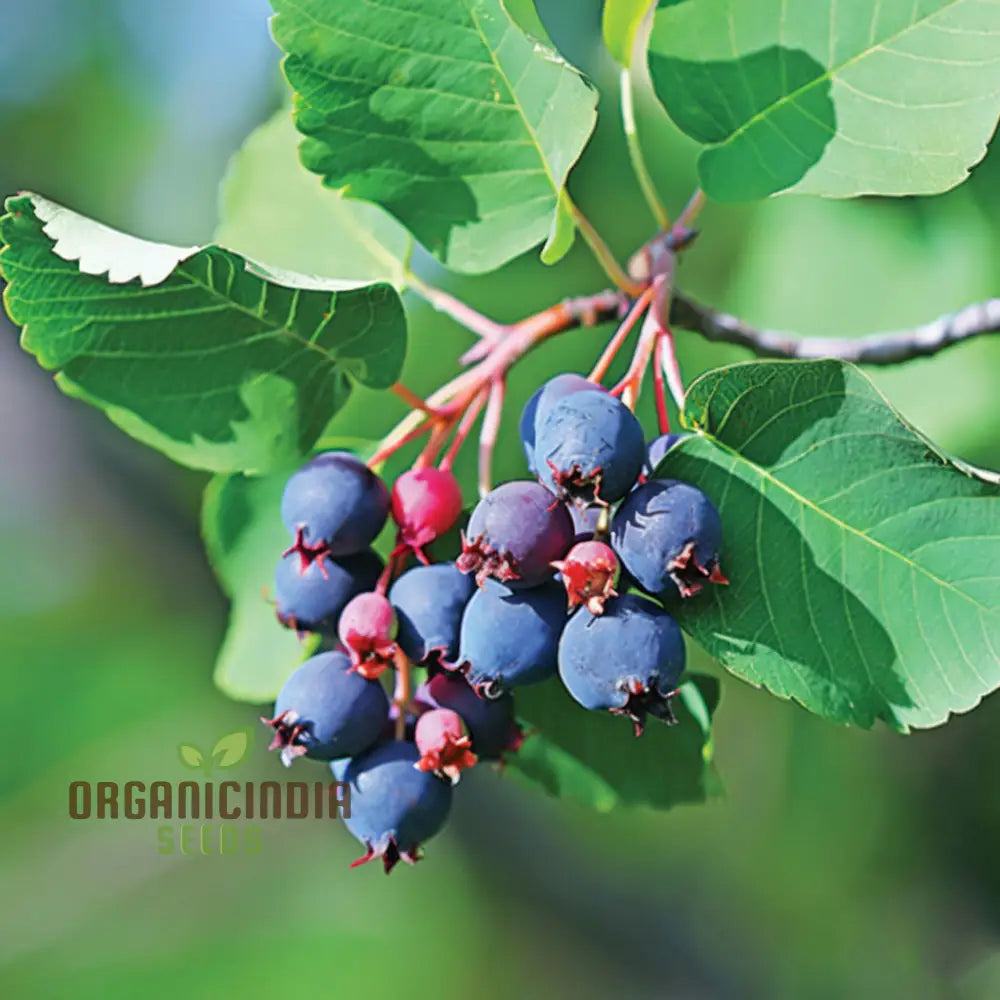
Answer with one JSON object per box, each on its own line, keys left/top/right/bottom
{"left": 2, "top": 2, "right": 999, "bottom": 997}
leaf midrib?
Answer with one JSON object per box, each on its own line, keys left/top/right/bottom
{"left": 710, "top": 0, "right": 963, "bottom": 148}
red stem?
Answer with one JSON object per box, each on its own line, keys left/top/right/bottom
{"left": 652, "top": 334, "right": 671, "bottom": 433}
{"left": 440, "top": 387, "right": 489, "bottom": 471}
{"left": 588, "top": 285, "right": 653, "bottom": 383}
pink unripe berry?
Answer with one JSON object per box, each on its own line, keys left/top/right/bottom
{"left": 390, "top": 468, "right": 463, "bottom": 559}
{"left": 552, "top": 539, "right": 620, "bottom": 615}
{"left": 338, "top": 591, "right": 398, "bottom": 679}
{"left": 414, "top": 708, "right": 478, "bottom": 784}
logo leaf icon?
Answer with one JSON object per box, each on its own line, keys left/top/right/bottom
{"left": 212, "top": 730, "right": 250, "bottom": 768}
{"left": 178, "top": 744, "right": 204, "bottom": 769}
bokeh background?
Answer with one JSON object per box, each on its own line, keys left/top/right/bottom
{"left": 2, "top": 2, "right": 1000, "bottom": 998}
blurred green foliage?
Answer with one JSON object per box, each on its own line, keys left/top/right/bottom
{"left": 2, "top": 2, "right": 1000, "bottom": 998}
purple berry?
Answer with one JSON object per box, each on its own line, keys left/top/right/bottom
{"left": 519, "top": 373, "right": 593, "bottom": 474}
{"left": 281, "top": 452, "right": 389, "bottom": 563}
{"left": 458, "top": 578, "right": 566, "bottom": 696}
{"left": 274, "top": 548, "right": 383, "bottom": 634}
{"left": 557, "top": 594, "right": 685, "bottom": 735}
{"left": 416, "top": 671, "right": 523, "bottom": 761}
{"left": 535, "top": 389, "right": 645, "bottom": 506}
{"left": 457, "top": 481, "right": 574, "bottom": 588}
{"left": 611, "top": 479, "right": 727, "bottom": 598}
{"left": 388, "top": 562, "right": 475, "bottom": 665}
{"left": 414, "top": 709, "right": 478, "bottom": 783}
{"left": 643, "top": 433, "right": 690, "bottom": 478}
{"left": 262, "top": 650, "right": 389, "bottom": 766}
{"left": 338, "top": 740, "right": 453, "bottom": 873}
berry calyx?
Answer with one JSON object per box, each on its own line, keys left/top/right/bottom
{"left": 414, "top": 708, "right": 478, "bottom": 783}
{"left": 390, "top": 467, "right": 463, "bottom": 562}
{"left": 552, "top": 539, "right": 620, "bottom": 614}
{"left": 338, "top": 592, "right": 399, "bottom": 679}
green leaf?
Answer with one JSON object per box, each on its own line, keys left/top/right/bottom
{"left": 647, "top": 0, "right": 1000, "bottom": 201}
{"left": 270, "top": 0, "right": 598, "bottom": 273}
{"left": 202, "top": 469, "right": 318, "bottom": 702}
{"left": 178, "top": 744, "right": 205, "bottom": 769}
{"left": 602, "top": 0, "right": 655, "bottom": 67}
{"left": 508, "top": 674, "right": 721, "bottom": 811}
{"left": 659, "top": 359, "right": 1000, "bottom": 730}
{"left": 211, "top": 730, "right": 251, "bottom": 768}
{"left": 216, "top": 109, "right": 411, "bottom": 288}
{"left": 0, "top": 193, "right": 407, "bottom": 474}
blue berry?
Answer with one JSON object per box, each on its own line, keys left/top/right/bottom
{"left": 274, "top": 548, "right": 383, "bottom": 633}
{"left": 338, "top": 740, "right": 453, "bottom": 872}
{"left": 611, "top": 479, "right": 726, "bottom": 598}
{"left": 535, "top": 389, "right": 645, "bottom": 505}
{"left": 281, "top": 452, "right": 389, "bottom": 561}
{"left": 458, "top": 578, "right": 566, "bottom": 695}
{"left": 457, "top": 481, "right": 574, "bottom": 588}
{"left": 642, "top": 433, "right": 689, "bottom": 478}
{"left": 389, "top": 563, "right": 475, "bottom": 665}
{"left": 417, "top": 671, "right": 523, "bottom": 760}
{"left": 262, "top": 650, "right": 389, "bottom": 766}
{"left": 557, "top": 594, "right": 685, "bottom": 734}
{"left": 519, "top": 373, "right": 592, "bottom": 474}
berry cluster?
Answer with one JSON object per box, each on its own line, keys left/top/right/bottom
{"left": 262, "top": 375, "right": 725, "bottom": 872}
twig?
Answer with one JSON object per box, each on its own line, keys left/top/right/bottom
{"left": 408, "top": 273, "right": 508, "bottom": 341}
{"left": 671, "top": 295, "right": 1000, "bottom": 365}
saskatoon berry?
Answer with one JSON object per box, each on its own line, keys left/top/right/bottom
{"left": 519, "top": 373, "right": 593, "bottom": 474}
{"left": 611, "top": 479, "right": 727, "bottom": 598}
{"left": 414, "top": 708, "right": 478, "bottom": 784}
{"left": 391, "top": 467, "right": 463, "bottom": 560}
{"left": 262, "top": 650, "right": 389, "bottom": 766}
{"left": 337, "top": 591, "right": 398, "bottom": 679}
{"left": 416, "top": 671, "right": 523, "bottom": 760}
{"left": 557, "top": 593, "right": 685, "bottom": 735}
{"left": 273, "top": 549, "right": 383, "bottom": 634}
{"left": 389, "top": 562, "right": 475, "bottom": 665}
{"left": 553, "top": 539, "right": 620, "bottom": 615}
{"left": 642, "top": 433, "right": 689, "bottom": 478}
{"left": 338, "top": 740, "right": 453, "bottom": 873}
{"left": 281, "top": 452, "right": 389, "bottom": 563}
{"left": 457, "top": 480, "right": 574, "bottom": 588}
{"left": 458, "top": 578, "right": 566, "bottom": 696}
{"left": 535, "top": 388, "right": 645, "bottom": 506}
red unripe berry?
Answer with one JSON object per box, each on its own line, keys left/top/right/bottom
{"left": 414, "top": 708, "right": 478, "bottom": 784}
{"left": 338, "top": 592, "right": 398, "bottom": 679}
{"left": 391, "top": 468, "right": 463, "bottom": 560}
{"left": 552, "top": 539, "right": 620, "bottom": 615}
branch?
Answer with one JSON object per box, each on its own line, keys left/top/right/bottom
{"left": 671, "top": 294, "right": 1000, "bottom": 366}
